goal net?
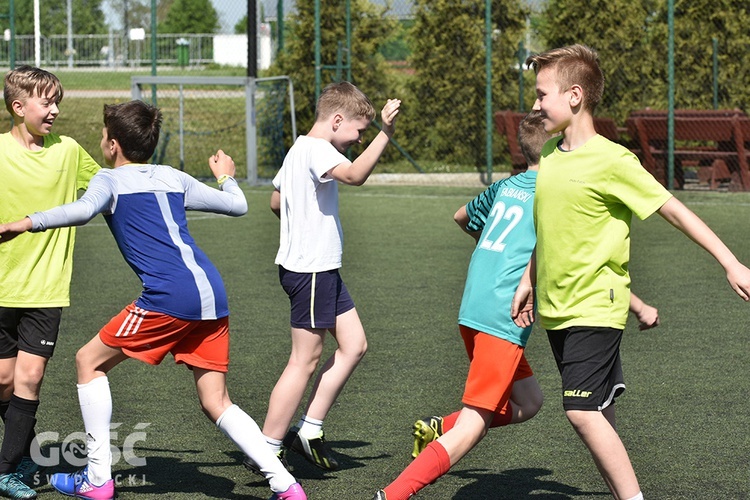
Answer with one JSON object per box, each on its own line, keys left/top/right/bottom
{"left": 130, "top": 75, "right": 296, "bottom": 185}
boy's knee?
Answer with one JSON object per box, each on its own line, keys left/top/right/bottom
{"left": 518, "top": 394, "right": 543, "bottom": 422}
{"left": 199, "top": 397, "right": 232, "bottom": 423}
{"left": 74, "top": 347, "right": 88, "bottom": 372}
{"left": 292, "top": 352, "right": 323, "bottom": 372}
{"left": 13, "top": 355, "right": 48, "bottom": 393}
{"left": 74, "top": 346, "right": 99, "bottom": 378}
{"left": 0, "top": 370, "right": 14, "bottom": 390}
{"left": 354, "top": 338, "right": 368, "bottom": 359}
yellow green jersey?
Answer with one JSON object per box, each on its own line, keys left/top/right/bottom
{"left": 0, "top": 132, "right": 100, "bottom": 307}
{"left": 534, "top": 134, "right": 672, "bottom": 330}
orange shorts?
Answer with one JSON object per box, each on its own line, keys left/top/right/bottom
{"left": 460, "top": 325, "right": 533, "bottom": 413}
{"left": 99, "top": 302, "right": 229, "bottom": 372}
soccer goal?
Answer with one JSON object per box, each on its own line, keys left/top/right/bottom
{"left": 130, "top": 75, "right": 296, "bottom": 185}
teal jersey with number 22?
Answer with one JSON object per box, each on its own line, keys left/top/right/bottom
{"left": 458, "top": 170, "right": 537, "bottom": 347}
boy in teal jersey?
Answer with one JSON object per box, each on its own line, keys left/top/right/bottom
{"left": 0, "top": 66, "right": 100, "bottom": 499}
{"left": 512, "top": 44, "right": 750, "bottom": 500}
{"left": 373, "top": 112, "right": 661, "bottom": 500}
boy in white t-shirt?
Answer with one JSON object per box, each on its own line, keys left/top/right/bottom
{"left": 248, "top": 81, "right": 400, "bottom": 472}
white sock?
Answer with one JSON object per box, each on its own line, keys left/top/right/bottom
{"left": 217, "top": 404, "right": 295, "bottom": 493}
{"left": 263, "top": 435, "right": 283, "bottom": 455}
{"left": 624, "top": 493, "right": 644, "bottom": 500}
{"left": 297, "top": 415, "right": 323, "bottom": 439}
{"left": 77, "top": 376, "right": 112, "bottom": 485}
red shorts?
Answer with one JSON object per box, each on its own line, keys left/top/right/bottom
{"left": 460, "top": 325, "right": 533, "bottom": 413}
{"left": 99, "top": 303, "right": 229, "bottom": 372}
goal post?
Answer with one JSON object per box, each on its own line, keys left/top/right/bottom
{"left": 130, "top": 75, "right": 296, "bottom": 185}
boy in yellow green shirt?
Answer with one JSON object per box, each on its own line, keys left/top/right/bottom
{"left": 0, "top": 66, "right": 100, "bottom": 499}
{"left": 512, "top": 44, "right": 750, "bottom": 499}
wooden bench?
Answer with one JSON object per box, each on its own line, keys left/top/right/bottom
{"left": 625, "top": 110, "right": 750, "bottom": 190}
{"left": 494, "top": 110, "right": 626, "bottom": 174}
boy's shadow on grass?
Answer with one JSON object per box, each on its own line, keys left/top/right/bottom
{"left": 235, "top": 438, "right": 385, "bottom": 482}
{"left": 450, "top": 467, "right": 609, "bottom": 499}
{"left": 35, "top": 443, "right": 269, "bottom": 499}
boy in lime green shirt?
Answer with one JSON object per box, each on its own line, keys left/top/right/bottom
{"left": 0, "top": 66, "right": 100, "bottom": 499}
{"left": 512, "top": 44, "right": 750, "bottom": 500}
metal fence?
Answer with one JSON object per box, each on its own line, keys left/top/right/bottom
{"left": 130, "top": 75, "right": 296, "bottom": 184}
{"left": 0, "top": 33, "right": 215, "bottom": 68}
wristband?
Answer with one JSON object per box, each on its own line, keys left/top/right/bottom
{"left": 217, "top": 174, "right": 233, "bottom": 187}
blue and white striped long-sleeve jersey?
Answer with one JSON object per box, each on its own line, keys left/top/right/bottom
{"left": 28, "top": 164, "right": 248, "bottom": 321}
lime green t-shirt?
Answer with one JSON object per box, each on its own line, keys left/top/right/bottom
{"left": 0, "top": 132, "right": 101, "bottom": 307}
{"left": 534, "top": 134, "right": 672, "bottom": 330}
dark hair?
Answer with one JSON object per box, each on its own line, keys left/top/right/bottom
{"left": 518, "top": 111, "right": 548, "bottom": 167}
{"left": 103, "top": 100, "right": 162, "bottom": 163}
{"left": 4, "top": 65, "right": 63, "bottom": 114}
{"left": 315, "top": 81, "right": 375, "bottom": 122}
{"left": 525, "top": 44, "right": 604, "bottom": 113}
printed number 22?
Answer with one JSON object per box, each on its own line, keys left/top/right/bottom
{"left": 478, "top": 202, "right": 523, "bottom": 253}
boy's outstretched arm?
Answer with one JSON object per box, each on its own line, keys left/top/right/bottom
{"left": 511, "top": 252, "right": 536, "bottom": 327}
{"left": 328, "top": 98, "right": 401, "bottom": 186}
{"left": 630, "top": 292, "right": 659, "bottom": 330}
{"left": 658, "top": 197, "right": 750, "bottom": 300}
{"left": 0, "top": 175, "right": 112, "bottom": 243}
{"left": 0, "top": 218, "right": 33, "bottom": 243}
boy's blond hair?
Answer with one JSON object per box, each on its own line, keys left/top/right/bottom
{"left": 518, "top": 111, "right": 548, "bottom": 167}
{"left": 526, "top": 44, "right": 604, "bottom": 113}
{"left": 3, "top": 65, "right": 63, "bottom": 114}
{"left": 315, "top": 81, "right": 375, "bottom": 123}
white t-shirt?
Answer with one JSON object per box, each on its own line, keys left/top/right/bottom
{"left": 272, "top": 135, "right": 348, "bottom": 273}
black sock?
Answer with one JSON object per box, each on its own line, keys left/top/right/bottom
{"left": 0, "top": 400, "right": 9, "bottom": 423}
{"left": 0, "top": 395, "right": 38, "bottom": 474}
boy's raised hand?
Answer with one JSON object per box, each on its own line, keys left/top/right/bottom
{"left": 0, "top": 218, "right": 32, "bottom": 244}
{"left": 380, "top": 98, "right": 401, "bottom": 138}
{"left": 209, "top": 149, "right": 236, "bottom": 180}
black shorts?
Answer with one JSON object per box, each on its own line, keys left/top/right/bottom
{"left": 0, "top": 307, "right": 62, "bottom": 359}
{"left": 279, "top": 266, "right": 355, "bottom": 329}
{"left": 547, "top": 326, "right": 624, "bottom": 411}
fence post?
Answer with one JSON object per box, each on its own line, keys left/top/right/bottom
{"left": 484, "top": 0, "right": 493, "bottom": 184}
{"left": 667, "top": 0, "right": 675, "bottom": 190}
{"left": 712, "top": 37, "right": 718, "bottom": 110}
{"left": 246, "top": 77, "right": 257, "bottom": 185}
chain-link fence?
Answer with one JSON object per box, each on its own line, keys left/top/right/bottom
{"left": 2, "top": 0, "right": 749, "bottom": 189}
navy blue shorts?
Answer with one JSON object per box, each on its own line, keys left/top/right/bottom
{"left": 279, "top": 266, "right": 355, "bottom": 329}
{"left": 547, "top": 326, "right": 624, "bottom": 411}
{"left": 0, "top": 307, "right": 62, "bottom": 359}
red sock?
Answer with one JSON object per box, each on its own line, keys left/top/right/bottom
{"left": 441, "top": 411, "right": 460, "bottom": 432}
{"left": 490, "top": 403, "right": 513, "bottom": 427}
{"left": 383, "top": 441, "right": 451, "bottom": 500}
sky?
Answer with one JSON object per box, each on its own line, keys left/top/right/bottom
{"left": 102, "top": 0, "right": 415, "bottom": 34}
{"left": 102, "top": 0, "right": 251, "bottom": 33}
